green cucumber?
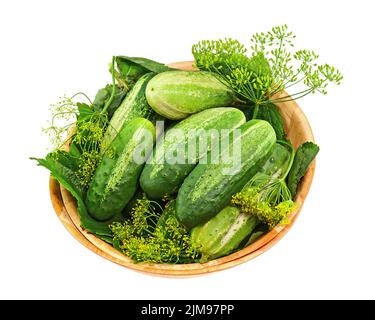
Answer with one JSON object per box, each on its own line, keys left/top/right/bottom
{"left": 145, "top": 71, "right": 237, "bottom": 120}
{"left": 102, "top": 73, "right": 156, "bottom": 149}
{"left": 86, "top": 118, "right": 155, "bottom": 220}
{"left": 257, "top": 142, "right": 292, "bottom": 179}
{"left": 176, "top": 119, "right": 276, "bottom": 228}
{"left": 190, "top": 142, "right": 292, "bottom": 260}
{"left": 191, "top": 206, "right": 258, "bottom": 261}
{"left": 140, "top": 107, "right": 246, "bottom": 199}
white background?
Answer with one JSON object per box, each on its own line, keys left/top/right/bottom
{"left": 1, "top": 0, "right": 374, "bottom": 300}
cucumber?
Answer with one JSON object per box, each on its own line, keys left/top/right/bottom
{"left": 102, "top": 73, "right": 155, "bottom": 149}
{"left": 256, "top": 142, "right": 292, "bottom": 179}
{"left": 191, "top": 206, "right": 258, "bottom": 261}
{"left": 86, "top": 118, "right": 155, "bottom": 220}
{"left": 145, "top": 71, "right": 237, "bottom": 120}
{"left": 190, "top": 142, "right": 292, "bottom": 260}
{"left": 140, "top": 108, "right": 246, "bottom": 199}
{"left": 176, "top": 120, "right": 276, "bottom": 228}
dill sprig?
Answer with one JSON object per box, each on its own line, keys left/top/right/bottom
{"left": 231, "top": 174, "right": 296, "bottom": 229}
{"left": 110, "top": 199, "right": 199, "bottom": 264}
{"left": 43, "top": 93, "right": 87, "bottom": 149}
{"left": 192, "top": 25, "right": 343, "bottom": 107}
{"left": 231, "top": 190, "right": 295, "bottom": 229}
{"left": 43, "top": 58, "right": 118, "bottom": 187}
{"left": 73, "top": 109, "right": 109, "bottom": 186}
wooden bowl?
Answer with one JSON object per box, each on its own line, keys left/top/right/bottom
{"left": 49, "top": 61, "right": 315, "bottom": 276}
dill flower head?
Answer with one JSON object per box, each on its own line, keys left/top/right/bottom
{"left": 110, "top": 199, "right": 199, "bottom": 264}
{"left": 231, "top": 174, "right": 297, "bottom": 229}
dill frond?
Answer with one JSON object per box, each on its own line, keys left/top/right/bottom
{"left": 43, "top": 57, "right": 118, "bottom": 188}
{"left": 231, "top": 172, "right": 297, "bottom": 229}
{"left": 110, "top": 199, "right": 199, "bottom": 264}
{"left": 42, "top": 95, "right": 80, "bottom": 149}
{"left": 43, "top": 96, "right": 109, "bottom": 187}
{"left": 192, "top": 25, "right": 343, "bottom": 106}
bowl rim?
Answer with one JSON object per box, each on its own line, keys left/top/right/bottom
{"left": 48, "top": 61, "right": 316, "bottom": 276}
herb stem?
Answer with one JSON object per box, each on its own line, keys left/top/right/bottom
{"left": 270, "top": 88, "right": 313, "bottom": 103}
{"left": 252, "top": 105, "right": 260, "bottom": 119}
{"left": 102, "top": 56, "right": 116, "bottom": 114}
{"left": 70, "top": 92, "right": 93, "bottom": 104}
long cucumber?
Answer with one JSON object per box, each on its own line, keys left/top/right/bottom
{"left": 86, "top": 118, "right": 155, "bottom": 220}
{"left": 176, "top": 120, "right": 276, "bottom": 228}
{"left": 140, "top": 107, "right": 246, "bottom": 199}
{"left": 145, "top": 71, "right": 237, "bottom": 120}
{"left": 102, "top": 73, "right": 155, "bottom": 149}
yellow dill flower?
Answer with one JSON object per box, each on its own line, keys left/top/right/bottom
{"left": 231, "top": 173, "right": 297, "bottom": 229}
{"left": 110, "top": 198, "right": 199, "bottom": 264}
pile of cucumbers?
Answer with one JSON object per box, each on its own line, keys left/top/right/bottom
{"left": 33, "top": 57, "right": 318, "bottom": 263}
{"left": 82, "top": 65, "right": 314, "bottom": 262}
{"left": 87, "top": 70, "right": 273, "bottom": 223}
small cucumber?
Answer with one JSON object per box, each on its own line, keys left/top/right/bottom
{"left": 140, "top": 107, "right": 246, "bottom": 199}
{"left": 191, "top": 206, "right": 258, "bottom": 261}
{"left": 86, "top": 118, "right": 155, "bottom": 220}
{"left": 145, "top": 71, "right": 237, "bottom": 120}
{"left": 102, "top": 73, "right": 155, "bottom": 149}
{"left": 176, "top": 120, "right": 276, "bottom": 228}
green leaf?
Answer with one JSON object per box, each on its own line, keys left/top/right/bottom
{"left": 114, "top": 56, "right": 172, "bottom": 90}
{"left": 256, "top": 102, "right": 286, "bottom": 140}
{"left": 96, "top": 235, "right": 114, "bottom": 244}
{"left": 117, "top": 56, "right": 172, "bottom": 73}
{"left": 69, "top": 142, "right": 82, "bottom": 158}
{"left": 92, "top": 84, "right": 127, "bottom": 119}
{"left": 112, "top": 238, "right": 122, "bottom": 251}
{"left": 287, "top": 142, "right": 320, "bottom": 197}
{"left": 31, "top": 152, "right": 124, "bottom": 237}
{"left": 76, "top": 102, "right": 94, "bottom": 122}
{"left": 52, "top": 150, "right": 80, "bottom": 172}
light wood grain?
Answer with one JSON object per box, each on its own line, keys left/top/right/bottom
{"left": 49, "top": 61, "right": 315, "bottom": 276}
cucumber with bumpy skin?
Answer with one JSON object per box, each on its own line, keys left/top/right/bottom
{"left": 191, "top": 206, "right": 258, "bottom": 261}
{"left": 102, "top": 73, "right": 156, "bottom": 149}
{"left": 176, "top": 120, "right": 276, "bottom": 228}
{"left": 86, "top": 118, "right": 155, "bottom": 220}
{"left": 257, "top": 142, "right": 292, "bottom": 179}
{"left": 140, "top": 107, "right": 246, "bottom": 199}
{"left": 145, "top": 71, "right": 237, "bottom": 120}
